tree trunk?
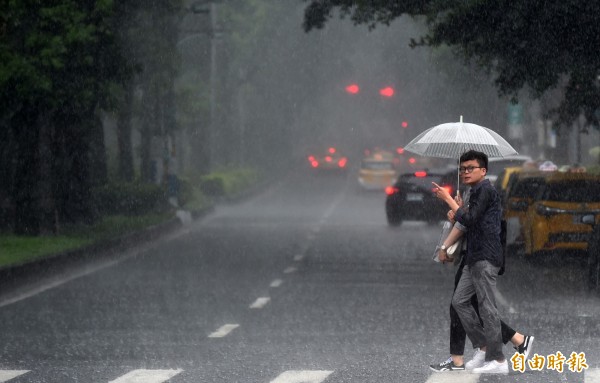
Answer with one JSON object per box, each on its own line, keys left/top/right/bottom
{"left": 11, "top": 105, "right": 41, "bottom": 235}
{"left": 0, "top": 119, "right": 16, "bottom": 231}
{"left": 55, "top": 111, "right": 96, "bottom": 226}
{"left": 89, "top": 108, "right": 108, "bottom": 188}
{"left": 117, "top": 84, "right": 135, "bottom": 182}
{"left": 38, "top": 111, "right": 58, "bottom": 234}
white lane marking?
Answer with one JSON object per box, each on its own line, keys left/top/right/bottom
{"left": 283, "top": 267, "right": 297, "bottom": 274}
{"left": 425, "top": 372, "right": 479, "bottom": 383}
{"left": 208, "top": 324, "right": 239, "bottom": 338}
{"left": 586, "top": 368, "right": 600, "bottom": 383}
{"left": 270, "top": 279, "right": 283, "bottom": 288}
{"left": 0, "top": 371, "right": 29, "bottom": 382}
{"left": 0, "top": 259, "right": 122, "bottom": 309}
{"left": 108, "top": 369, "right": 183, "bottom": 383}
{"left": 0, "top": 229, "right": 186, "bottom": 308}
{"left": 249, "top": 297, "right": 270, "bottom": 309}
{"left": 270, "top": 370, "right": 333, "bottom": 383}
{"left": 293, "top": 254, "right": 304, "bottom": 261}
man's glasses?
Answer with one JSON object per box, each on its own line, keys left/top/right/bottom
{"left": 459, "top": 166, "right": 483, "bottom": 174}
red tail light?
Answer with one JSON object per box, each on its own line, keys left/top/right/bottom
{"left": 385, "top": 186, "right": 399, "bottom": 195}
{"left": 338, "top": 157, "right": 347, "bottom": 168}
{"left": 414, "top": 171, "right": 427, "bottom": 178}
{"left": 311, "top": 160, "right": 319, "bottom": 168}
{"left": 328, "top": 147, "right": 336, "bottom": 154}
{"left": 325, "top": 156, "right": 332, "bottom": 162}
{"left": 308, "top": 155, "right": 315, "bottom": 162}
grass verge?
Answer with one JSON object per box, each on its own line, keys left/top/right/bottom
{"left": 0, "top": 212, "right": 174, "bottom": 269}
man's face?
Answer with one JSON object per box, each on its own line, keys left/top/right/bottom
{"left": 459, "top": 159, "right": 486, "bottom": 185}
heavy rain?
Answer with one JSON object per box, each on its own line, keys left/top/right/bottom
{"left": 1, "top": 1, "right": 600, "bottom": 382}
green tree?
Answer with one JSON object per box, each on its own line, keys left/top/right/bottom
{"left": 0, "top": 0, "right": 130, "bottom": 234}
{"left": 302, "top": 0, "right": 600, "bottom": 131}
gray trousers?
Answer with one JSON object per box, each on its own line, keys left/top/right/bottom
{"left": 451, "top": 260, "right": 505, "bottom": 361}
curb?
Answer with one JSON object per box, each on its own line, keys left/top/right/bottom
{"left": 0, "top": 176, "right": 278, "bottom": 283}
{"left": 0, "top": 206, "right": 215, "bottom": 281}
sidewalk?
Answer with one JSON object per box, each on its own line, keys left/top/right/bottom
{"left": 0, "top": 176, "right": 274, "bottom": 282}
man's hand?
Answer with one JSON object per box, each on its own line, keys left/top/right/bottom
{"left": 447, "top": 210, "right": 455, "bottom": 223}
{"left": 432, "top": 182, "right": 451, "bottom": 203}
{"left": 438, "top": 248, "right": 453, "bottom": 263}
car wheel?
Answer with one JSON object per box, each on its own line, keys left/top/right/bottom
{"left": 587, "top": 225, "right": 600, "bottom": 291}
{"left": 386, "top": 211, "right": 402, "bottom": 227}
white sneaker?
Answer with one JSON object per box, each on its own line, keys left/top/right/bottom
{"left": 472, "top": 360, "right": 509, "bottom": 374}
{"left": 465, "top": 348, "right": 486, "bottom": 370}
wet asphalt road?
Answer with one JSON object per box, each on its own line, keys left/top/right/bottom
{"left": 0, "top": 169, "right": 599, "bottom": 383}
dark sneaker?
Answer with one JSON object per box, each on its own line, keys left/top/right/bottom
{"left": 515, "top": 335, "right": 535, "bottom": 360}
{"left": 429, "top": 357, "right": 466, "bottom": 372}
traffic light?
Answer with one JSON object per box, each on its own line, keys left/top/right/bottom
{"left": 401, "top": 121, "right": 408, "bottom": 128}
{"left": 379, "top": 86, "right": 394, "bottom": 97}
{"left": 345, "top": 84, "right": 360, "bottom": 94}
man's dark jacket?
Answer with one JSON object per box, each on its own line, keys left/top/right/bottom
{"left": 455, "top": 179, "right": 503, "bottom": 268}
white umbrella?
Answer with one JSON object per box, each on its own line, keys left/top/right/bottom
{"left": 404, "top": 116, "right": 518, "bottom": 193}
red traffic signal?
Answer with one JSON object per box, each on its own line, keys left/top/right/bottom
{"left": 379, "top": 86, "right": 394, "bottom": 97}
{"left": 345, "top": 84, "right": 360, "bottom": 94}
{"left": 401, "top": 121, "right": 408, "bottom": 128}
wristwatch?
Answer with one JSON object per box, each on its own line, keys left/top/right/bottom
{"left": 440, "top": 244, "right": 447, "bottom": 251}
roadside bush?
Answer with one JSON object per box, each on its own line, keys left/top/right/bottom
{"left": 198, "top": 168, "right": 260, "bottom": 197}
{"left": 199, "top": 176, "right": 225, "bottom": 197}
{"left": 587, "top": 164, "right": 600, "bottom": 175}
{"left": 94, "top": 182, "right": 168, "bottom": 215}
{"left": 177, "top": 177, "right": 195, "bottom": 206}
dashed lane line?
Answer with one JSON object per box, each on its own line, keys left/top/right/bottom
{"left": 587, "top": 368, "right": 600, "bottom": 383}
{"left": 0, "top": 371, "right": 29, "bottom": 382}
{"left": 270, "top": 279, "right": 283, "bottom": 288}
{"left": 425, "top": 372, "right": 479, "bottom": 383}
{"left": 270, "top": 370, "right": 333, "bottom": 383}
{"left": 108, "top": 369, "right": 183, "bottom": 383}
{"left": 249, "top": 297, "right": 271, "bottom": 309}
{"left": 208, "top": 324, "right": 239, "bottom": 338}
{"left": 283, "top": 267, "right": 297, "bottom": 274}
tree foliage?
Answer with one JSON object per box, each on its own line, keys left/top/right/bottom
{"left": 302, "top": 0, "right": 600, "bottom": 130}
{"left": 0, "top": 0, "right": 131, "bottom": 234}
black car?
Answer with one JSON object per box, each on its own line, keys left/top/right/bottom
{"left": 385, "top": 169, "right": 457, "bottom": 226}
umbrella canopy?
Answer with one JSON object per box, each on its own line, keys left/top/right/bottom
{"left": 404, "top": 118, "right": 518, "bottom": 159}
{"left": 404, "top": 117, "right": 518, "bottom": 195}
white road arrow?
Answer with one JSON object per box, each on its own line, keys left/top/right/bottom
{"left": 270, "top": 370, "right": 333, "bottom": 383}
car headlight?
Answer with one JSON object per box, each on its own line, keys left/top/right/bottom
{"left": 535, "top": 204, "right": 567, "bottom": 216}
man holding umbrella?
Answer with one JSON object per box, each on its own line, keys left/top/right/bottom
{"left": 433, "top": 149, "right": 508, "bottom": 374}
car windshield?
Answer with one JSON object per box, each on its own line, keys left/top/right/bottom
{"left": 361, "top": 161, "right": 393, "bottom": 170}
{"left": 540, "top": 180, "right": 600, "bottom": 203}
{"left": 509, "top": 177, "right": 546, "bottom": 199}
{"left": 487, "top": 158, "right": 530, "bottom": 175}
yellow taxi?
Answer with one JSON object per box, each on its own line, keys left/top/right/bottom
{"left": 502, "top": 170, "right": 551, "bottom": 249}
{"left": 494, "top": 166, "right": 522, "bottom": 197}
{"left": 522, "top": 172, "right": 600, "bottom": 257}
{"left": 358, "top": 150, "right": 397, "bottom": 190}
